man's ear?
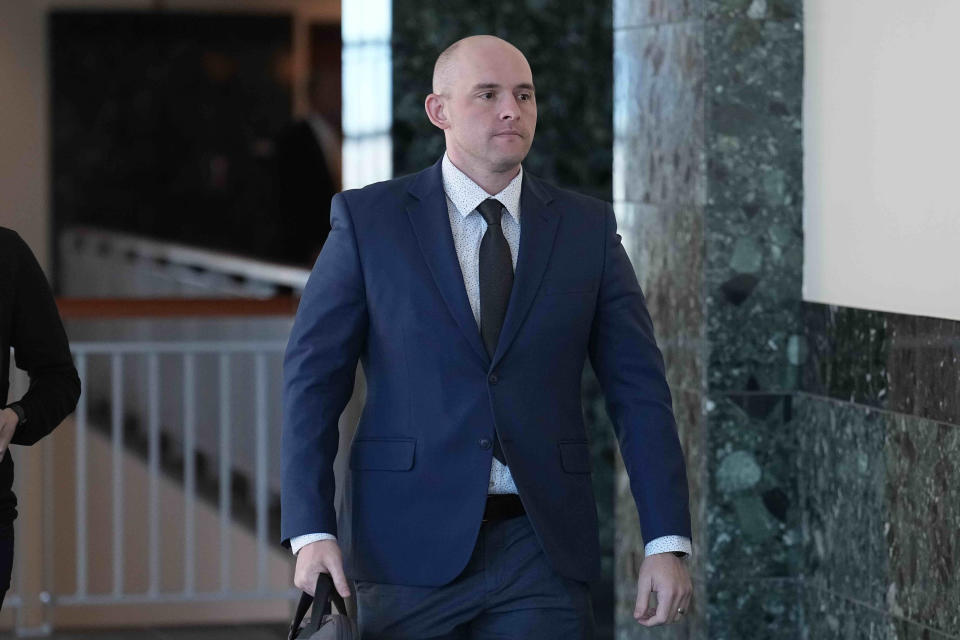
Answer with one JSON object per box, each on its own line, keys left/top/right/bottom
{"left": 425, "top": 93, "right": 451, "bottom": 130}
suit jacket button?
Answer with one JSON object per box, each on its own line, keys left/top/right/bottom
{"left": 488, "top": 373, "right": 498, "bottom": 384}
{"left": 479, "top": 438, "right": 492, "bottom": 450}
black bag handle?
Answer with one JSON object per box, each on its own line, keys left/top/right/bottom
{"left": 288, "top": 573, "right": 350, "bottom": 639}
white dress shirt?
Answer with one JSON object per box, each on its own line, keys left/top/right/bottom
{"left": 291, "top": 153, "right": 691, "bottom": 558}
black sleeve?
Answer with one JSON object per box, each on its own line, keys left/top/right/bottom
{"left": 8, "top": 233, "right": 81, "bottom": 445}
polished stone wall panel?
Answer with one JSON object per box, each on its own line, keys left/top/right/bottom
{"left": 616, "top": 201, "right": 705, "bottom": 395}
{"left": 797, "top": 394, "right": 960, "bottom": 637}
{"left": 704, "top": 17, "right": 803, "bottom": 215}
{"left": 886, "top": 415, "right": 960, "bottom": 635}
{"left": 706, "top": 0, "right": 800, "bottom": 22}
{"left": 613, "top": 2, "right": 710, "bottom": 636}
{"left": 613, "top": 23, "right": 705, "bottom": 206}
{"left": 707, "top": 233, "right": 802, "bottom": 396}
{"left": 801, "top": 585, "right": 960, "bottom": 640}
{"left": 707, "top": 578, "right": 800, "bottom": 640}
{"left": 615, "top": 0, "right": 705, "bottom": 28}
{"left": 707, "top": 394, "right": 799, "bottom": 581}
{"left": 615, "top": 0, "right": 806, "bottom": 636}
{"left": 704, "top": 10, "right": 804, "bottom": 395}
{"left": 698, "top": 3, "right": 806, "bottom": 635}
{"left": 796, "top": 397, "right": 888, "bottom": 609}
{"left": 803, "top": 303, "right": 960, "bottom": 427}
{"left": 802, "top": 303, "right": 891, "bottom": 407}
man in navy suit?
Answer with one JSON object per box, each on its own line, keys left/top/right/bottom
{"left": 282, "top": 35, "right": 692, "bottom": 638}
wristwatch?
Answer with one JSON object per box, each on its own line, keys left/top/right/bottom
{"left": 6, "top": 403, "right": 26, "bottom": 426}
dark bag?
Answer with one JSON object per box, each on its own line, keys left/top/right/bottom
{"left": 287, "top": 573, "right": 357, "bottom": 640}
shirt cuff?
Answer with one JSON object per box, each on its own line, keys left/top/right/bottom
{"left": 644, "top": 535, "right": 692, "bottom": 557}
{"left": 290, "top": 532, "right": 337, "bottom": 555}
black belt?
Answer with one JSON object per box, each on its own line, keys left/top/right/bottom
{"left": 482, "top": 494, "right": 525, "bottom": 523}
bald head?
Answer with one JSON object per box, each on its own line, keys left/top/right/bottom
{"left": 432, "top": 35, "right": 530, "bottom": 95}
{"left": 424, "top": 34, "right": 537, "bottom": 192}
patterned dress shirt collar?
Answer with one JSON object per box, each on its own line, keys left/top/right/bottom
{"left": 441, "top": 152, "right": 523, "bottom": 224}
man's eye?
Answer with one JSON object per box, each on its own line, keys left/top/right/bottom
{"left": 518, "top": 94, "right": 531, "bottom": 101}
{"left": 480, "top": 92, "right": 494, "bottom": 100}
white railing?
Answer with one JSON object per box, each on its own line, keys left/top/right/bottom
{"left": 68, "top": 340, "right": 289, "bottom": 604}
{"left": 6, "top": 337, "right": 298, "bottom": 635}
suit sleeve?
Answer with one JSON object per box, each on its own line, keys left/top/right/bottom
{"left": 9, "top": 232, "right": 81, "bottom": 445}
{"left": 587, "top": 202, "right": 692, "bottom": 544}
{"left": 280, "top": 193, "right": 368, "bottom": 546}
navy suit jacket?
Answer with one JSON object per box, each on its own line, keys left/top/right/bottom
{"left": 281, "top": 158, "right": 691, "bottom": 586}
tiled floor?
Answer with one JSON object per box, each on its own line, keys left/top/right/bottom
{"left": 26, "top": 624, "right": 288, "bottom": 639}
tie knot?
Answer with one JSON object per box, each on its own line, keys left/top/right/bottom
{"left": 477, "top": 199, "right": 505, "bottom": 226}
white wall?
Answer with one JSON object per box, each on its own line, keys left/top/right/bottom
{"left": 803, "top": 0, "right": 960, "bottom": 321}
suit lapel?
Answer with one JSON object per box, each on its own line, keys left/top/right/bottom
{"left": 491, "top": 173, "right": 558, "bottom": 369}
{"left": 406, "top": 160, "right": 490, "bottom": 368}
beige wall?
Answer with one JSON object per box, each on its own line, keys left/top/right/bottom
{"left": 0, "top": 1, "right": 49, "bottom": 271}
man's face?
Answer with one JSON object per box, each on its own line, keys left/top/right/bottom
{"left": 442, "top": 42, "right": 537, "bottom": 174}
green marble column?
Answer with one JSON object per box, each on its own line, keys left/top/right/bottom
{"left": 613, "top": 0, "right": 706, "bottom": 636}
{"left": 614, "top": 0, "right": 804, "bottom": 637}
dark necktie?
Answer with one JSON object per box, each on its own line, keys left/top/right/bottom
{"left": 477, "top": 198, "right": 513, "bottom": 465}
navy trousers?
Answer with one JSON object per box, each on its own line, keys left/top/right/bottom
{"left": 356, "top": 514, "right": 595, "bottom": 639}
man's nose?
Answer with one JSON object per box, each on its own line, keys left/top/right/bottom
{"left": 499, "top": 96, "right": 521, "bottom": 119}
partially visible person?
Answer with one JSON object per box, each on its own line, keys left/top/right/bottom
{"left": 0, "top": 228, "right": 81, "bottom": 609}
{"left": 274, "top": 71, "right": 342, "bottom": 266}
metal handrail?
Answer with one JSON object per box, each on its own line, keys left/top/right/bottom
{"left": 62, "top": 226, "right": 311, "bottom": 291}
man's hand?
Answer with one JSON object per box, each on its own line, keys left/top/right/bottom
{"left": 0, "top": 409, "right": 20, "bottom": 457}
{"left": 634, "top": 553, "right": 693, "bottom": 626}
{"left": 294, "top": 538, "right": 351, "bottom": 599}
